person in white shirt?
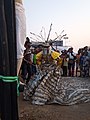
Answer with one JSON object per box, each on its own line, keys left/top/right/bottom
{"left": 67, "top": 47, "right": 76, "bottom": 77}
{"left": 15, "top": 0, "right": 26, "bottom": 75}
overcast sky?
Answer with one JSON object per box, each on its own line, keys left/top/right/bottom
{"left": 23, "top": 0, "right": 90, "bottom": 52}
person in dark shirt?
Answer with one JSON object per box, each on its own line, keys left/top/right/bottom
{"left": 21, "top": 38, "right": 32, "bottom": 84}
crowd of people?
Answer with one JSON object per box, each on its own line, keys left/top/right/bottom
{"left": 60, "top": 46, "right": 90, "bottom": 77}
{"left": 19, "top": 37, "right": 90, "bottom": 85}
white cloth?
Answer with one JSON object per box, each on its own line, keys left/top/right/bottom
{"left": 49, "top": 46, "right": 55, "bottom": 54}
{"left": 15, "top": 2, "right": 26, "bottom": 59}
{"left": 67, "top": 52, "right": 76, "bottom": 59}
{"left": 17, "top": 58, "right": 23, "bottom": 75}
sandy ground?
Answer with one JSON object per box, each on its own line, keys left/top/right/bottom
{"left": 19, "top": 91, "right": 90, "bottom": 120}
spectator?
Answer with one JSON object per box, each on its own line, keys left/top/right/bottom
{"left": 82, "top": 52, "right": 89, "bottom": 77}
{"left": 76, "top": 50, "right": 81, "bottom": 76}
{"left": 61, "top": 50, "right": 68, "bottom": 76}
{"left": 67, "top": 47, "right": 76, "bottom": 77}
{"left": 88, "top": 47, "right": 90, "bottom": 76}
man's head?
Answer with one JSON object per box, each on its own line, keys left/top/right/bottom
{"left": 24, "top": 37, "right": 31, "bottom": 48}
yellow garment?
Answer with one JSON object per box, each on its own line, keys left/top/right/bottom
{"left": 51, "top": 51, "right": 60, "bottom": 60}
{"left": 37, "top": 60, "right": 41, "bottom": 65}
{"left": 57, "top": 58, "right": 63, "bottom": 66}
{"left": 36, "top": 51, "right": 42, "bottom": 65}
{"left": 36, "top": 51, "right": 42, "bottom": 60}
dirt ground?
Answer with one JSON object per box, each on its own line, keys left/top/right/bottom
{"left": 19, "top": 91, "right": 90, "bottom": 120}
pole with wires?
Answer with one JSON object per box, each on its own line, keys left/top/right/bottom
{"left": 0, "top": 0, "right": 18, "bottom": 119}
